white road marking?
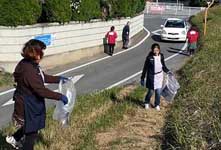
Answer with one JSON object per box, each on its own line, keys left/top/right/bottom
{"left": 1, "top": 99, "right": 14, "bottom": 107}
{"left": 106, "top": 71, "right": 142, "bottom": 89}
{"left": 1, "top": 74, "right": 84, "bottom": 107}
{"left": 151, "top": 29, "right": 162, "bottom": 36}
{"left": 106, "top": 41, "right": 188, "bottom": 89}
{"left": 0, "top": 27, "right": 150, "bottom": 97}
{"left": 55, "top": 27, "right": 150, "bottom": 75}
{"left": 0, "top": 89, "right": 15, "bottom": 97}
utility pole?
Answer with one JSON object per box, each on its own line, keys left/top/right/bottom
{"left": 204, "top": 0, "right": 215, "bottom": 36}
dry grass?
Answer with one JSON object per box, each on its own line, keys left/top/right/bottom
{"left": 1, "top": 83, "right": 172, "bottom": 150}
{"left": 96, "top": 96, "right": 171, "bottom": 150}
{"left": 0, "top": 71, "right": 13, "bottom": 89}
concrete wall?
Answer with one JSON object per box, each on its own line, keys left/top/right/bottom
{"left": 0, "top": 14, "right": 144, "bottom": 72}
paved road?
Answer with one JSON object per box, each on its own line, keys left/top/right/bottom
{"left": 0, "top": 14, "right": 190, "bottom": 128}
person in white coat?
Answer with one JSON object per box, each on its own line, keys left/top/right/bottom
{"left": 141, "top": 43, "right": 172, "bottom": 111}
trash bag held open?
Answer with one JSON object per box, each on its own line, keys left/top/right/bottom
{"left": 161, "top": 74, "right": 180, "bottom": 102}
{"left": 53, "top": 78, "right": 76, "bottom": 127}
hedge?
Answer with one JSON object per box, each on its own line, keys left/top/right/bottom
{"left": 71, "top": 0, "right": 101, "bottom": 22}
{"left": 0, "top": 0, "right": 41, "bottom": 27}
{"left": 44, "top": 0, "right": 72, "bottom": 24}
{"left": 0, "top": 0, "right": 145, "bottom": 26}
{"left": 107, "top": 0, "right": 145, "bottom": 18}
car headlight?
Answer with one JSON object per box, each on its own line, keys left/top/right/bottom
{"left": 162, "top": 30, "right": 167, "bottom": 34}
{"left": 181, "top": 30, "right": 186, "bottom": 35}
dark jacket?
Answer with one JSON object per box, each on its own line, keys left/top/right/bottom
{"left": 13, "top": 59, "right": 62, "bottom": 133}
{"left": 141, "top": 53, "right": 169, "bottom": 89}
{"left": 122, "top": 25, "right": 130, "bottom": 39}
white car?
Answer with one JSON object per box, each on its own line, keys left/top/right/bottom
{"left": 160, "top": 18, "right": 188, "bottom": 42}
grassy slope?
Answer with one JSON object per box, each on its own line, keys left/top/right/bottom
{"left": 0, "top": 72, "right": 13, "bottom": 89}
{"left": 0, "top": 85, "right": 142, "bottom": 150}
{"left": 0, "top": 83, "right": 170, "bottom": 150}
{"left": 163, "top": 6, "right": 221, "bottom": 149}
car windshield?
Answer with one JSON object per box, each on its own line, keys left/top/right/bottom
{"left": 165, "top": 20, "right": 185, "bottom": 28}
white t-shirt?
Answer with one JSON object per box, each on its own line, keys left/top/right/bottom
{"left": 153, "top": 55, "right": 163, "bottom": 89}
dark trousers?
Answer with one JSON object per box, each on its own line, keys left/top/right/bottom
{"left": 13, "top": 127, "right": 38, "bottom": 150}
{"left": 189, "top": 49, "right": 195, "bottom": 55}
{"left": 122, "top": 38, "right": 129, "bottom": 48}
{"left": 188, "top": 42, "right": 197, "bottom": 56}
{"left": 145, "top": 88, "right": 162, "bottom": 106}
{"left": 108, "top": 44, "right": 115, "bottom": 55}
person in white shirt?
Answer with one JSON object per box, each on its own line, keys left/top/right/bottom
{"left": 141, "top": 43, "right": 172, "bottom": 111}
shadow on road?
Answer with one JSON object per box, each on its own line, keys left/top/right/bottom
{"left": 167, "top": 47, "right": 189, "bottom": 56}
{"left": 151, "top": 35, "right": 162, "bottom": 42}
{"left": 103, "top": 37, "right": 109, "bottom": 55}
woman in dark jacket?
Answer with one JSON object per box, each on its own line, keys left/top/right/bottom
{"left": 141, "top": 43, "right": 172, "bottom": 111}
{"left": 6, "top": 39, "right": 69, "bottom": 150}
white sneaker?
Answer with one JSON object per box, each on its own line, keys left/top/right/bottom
{"left": 6, "top": 136, "right": 22, "bottom": 149}
{"left": 155, "top": 105, "right": 160, "bottom": 111}
{"left": 145, "top": 104, "right": 149, "bottom": 109}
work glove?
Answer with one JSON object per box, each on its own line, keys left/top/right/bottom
{"left": 61, "top": 95, "right": 68, "bottom": 105}
{"left": 60, "top": 76, "right": 70, "bottom": 84}
{"left": 140, "top": 80, "right": 145, "bottom": 87}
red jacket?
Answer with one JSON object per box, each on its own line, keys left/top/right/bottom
{"left": 187, "top": 29, "right": 199, "bottom": 43}
{"left": 106, "top": 31, "right": 117, "bottom": 44}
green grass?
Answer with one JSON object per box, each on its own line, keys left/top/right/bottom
{"left": 0, "top": 85, "right": 147, "bottom": 150}
{"left": 0, "top": 72, "right": 13, "bottom": 88}
{"left": 163, "top": 5, "right": 221, "bottom": 150}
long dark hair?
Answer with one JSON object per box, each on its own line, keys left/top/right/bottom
{"left": 148, "top": 43, "right": 161, "bottom": 57}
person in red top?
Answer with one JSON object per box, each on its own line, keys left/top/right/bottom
{"left": 187, "top": 26, "right": 199, "bottom": 56}
{"left": 106, "top": 26, "right": 118, "bottom": 56}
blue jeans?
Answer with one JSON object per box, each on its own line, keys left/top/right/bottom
{"left": 145, "top": 88, "right": 162, "bottom": 107}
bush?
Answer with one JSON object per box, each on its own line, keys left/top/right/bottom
{"left": 0, "top": 0, "right": 145, "bottom": 26}
{"left": 136, "top": 0, "right": 146, "bottom": 14}
{"left": 71, "top": 0, "right": 101, "bottom": 22}
{"left": 189, "top": 0, "right": 220, "bottom": 7}
{"left": 0, "top": 0, "right": 41, "bottom": 27}
{"left": 44, "top": 0, "right": 72, "bottom": 24}
{"left": 107, "top": 0, "right": 145, "bottom": 18}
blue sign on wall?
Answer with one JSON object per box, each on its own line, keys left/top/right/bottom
{"left": 34, "top": 34, "right": 52, "bottom": 46}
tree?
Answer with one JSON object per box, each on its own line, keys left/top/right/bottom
{"left": 136, "top": 0, "right": 146, "bottom": 14}
{"left": 107, "top": 0, "right": 145, "bottom": 18}
{"left": 44, "top": 0, "right": 72, "bottom": 24}
{"left": 71, "top": 0, "right": 101, "bottom": 22}
{"left": 189, "top": 0, "right": 207, "bottom": 7}
{"left": 0, "top": 0, "right": 41, "bottom": 26}
{"left": 100, "top": 0, "right": 111, "bottom": 20}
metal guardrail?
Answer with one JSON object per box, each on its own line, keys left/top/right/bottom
{"left": 145, "top": 2, "right": 205, "bottom": 17}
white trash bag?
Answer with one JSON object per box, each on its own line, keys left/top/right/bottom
{"left": 53, "top": 78, "right": 76, "bottom": 127}
{"left": 161, "top": 74, "right": 180, "bottom": 102}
